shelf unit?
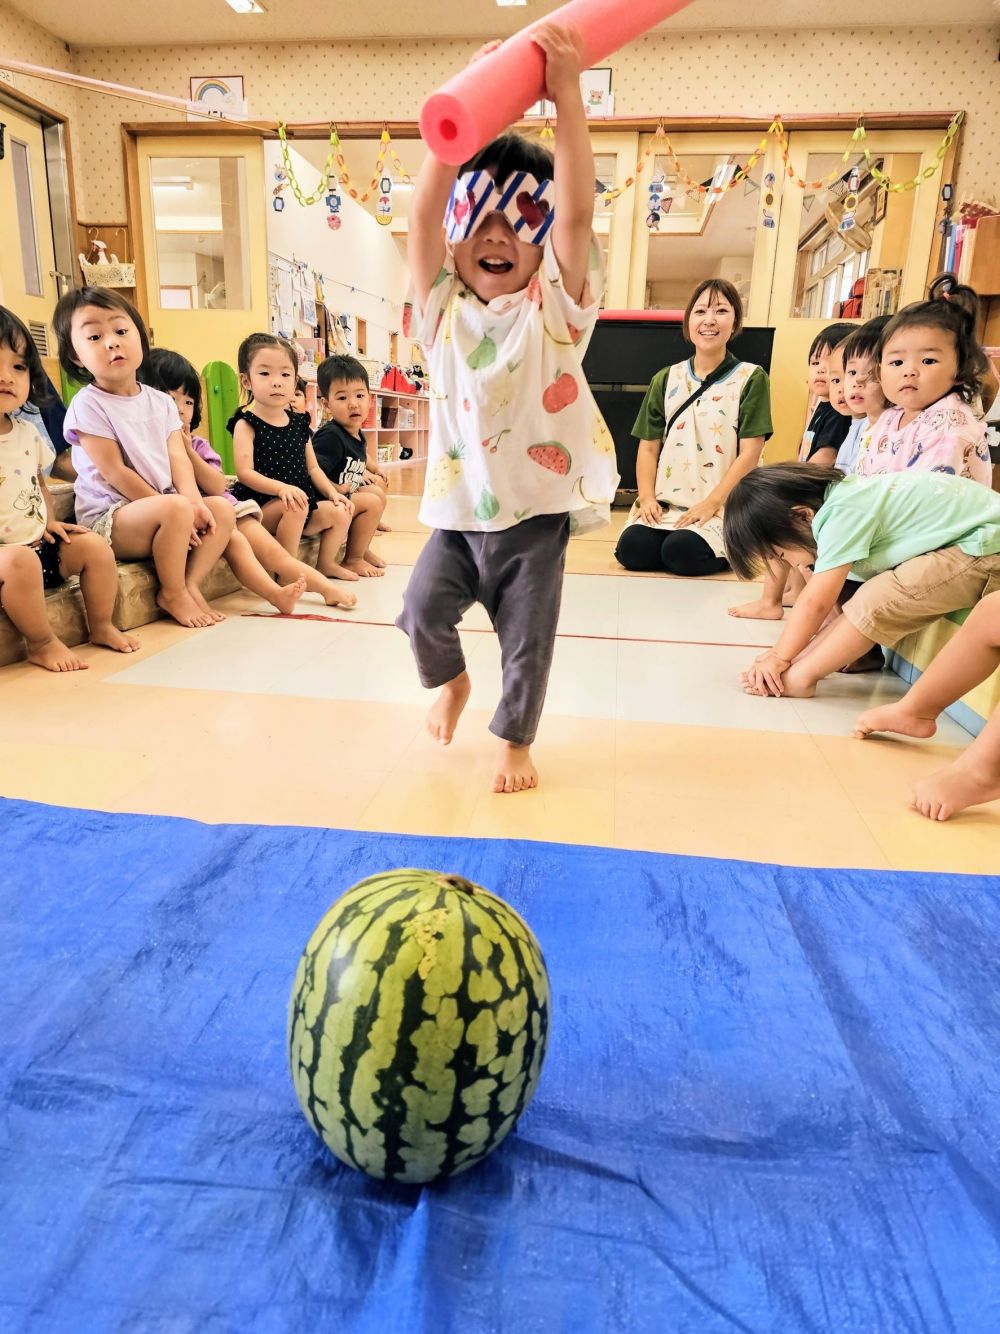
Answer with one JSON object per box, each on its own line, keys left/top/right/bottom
{"left": 364, "top": 389, "right": 430, "bottom": 480}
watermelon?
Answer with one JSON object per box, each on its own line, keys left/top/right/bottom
{"left": 288, "top": 869, "right": 550, "bottom": 1183}
{"left": 527, "top": 441, "right": 572, "bottom": 475}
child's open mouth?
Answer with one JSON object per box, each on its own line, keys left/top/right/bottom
{"left": 479, "top": 257, "right": 513, "bottom": 275}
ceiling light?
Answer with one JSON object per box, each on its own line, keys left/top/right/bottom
{"left": 496, "top": 0, "right": 528, "bottom": 6}
{"left": 225, "top": 0, "right": 265, "bottom": 13}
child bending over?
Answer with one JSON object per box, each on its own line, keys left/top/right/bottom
{"left": 723, "top": 464, "right": 1000, "bottom": 699}
{"left": 855, "top": 591, "right": 1000, "bottom": 821}
{"left": 55, "top": 287, "right": 235, "bottom": 629}
{"left": 229, "top": 334, "right": 358, "bottom": 582}
{"left": 0, "top": 305, "right": 138, "bottom": 671}
{"left": 312, "top": 354, "right": 387, "bottom": 577}
{"left": 139, "top": 350, "right": 356, "bottom": 611}
{"left": 398, "top": 25, "right": 618, "bottom": 793}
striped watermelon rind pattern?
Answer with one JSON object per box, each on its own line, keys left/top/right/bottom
{"left": 288, "top": 870, "right": 550, "bottom": 1183}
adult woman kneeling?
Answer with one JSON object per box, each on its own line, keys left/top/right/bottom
{"left": 615, "top": 279, "right": 772, "bottom": 576}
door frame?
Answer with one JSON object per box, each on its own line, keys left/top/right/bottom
{"left": 0, "top": 83, "right": 79, "bottom": 319}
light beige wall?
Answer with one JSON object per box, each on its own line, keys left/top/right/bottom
{"left": 0, "top": 4, "right": 80, "bottom": 186}
{"left": 67, "top": 26, "right": 1000, "bottom": 219}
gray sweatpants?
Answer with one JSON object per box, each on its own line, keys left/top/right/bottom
{"left": 396, "top": 513, "right": 570, "bottom": 746}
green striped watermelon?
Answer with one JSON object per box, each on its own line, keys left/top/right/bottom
{"left": 288, "top": 869, "right": 550, "bottom": 1183}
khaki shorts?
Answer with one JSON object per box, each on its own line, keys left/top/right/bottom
{"left": 842, "top": 546, "right": 1000, "bottom": 646}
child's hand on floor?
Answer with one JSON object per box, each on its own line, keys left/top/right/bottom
{"left": 741, "top": 649, "right": 790, "bottom": 697}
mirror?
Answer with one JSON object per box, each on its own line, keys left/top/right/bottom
{"left": 150, "top": 156, "right": 251, "bottom": 310}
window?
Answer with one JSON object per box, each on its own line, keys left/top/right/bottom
{"left": 150, "top": 157, "right": 251, "bottom": 310}
{"left": 11, "top": 139, "right": 43, "bottom": 297}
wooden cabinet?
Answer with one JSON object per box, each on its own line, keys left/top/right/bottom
{"left": 363, "top": 389, "right": 429, "bottom": 492}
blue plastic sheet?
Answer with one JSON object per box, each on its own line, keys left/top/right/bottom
{"left": 2, "top": 795, "right": 999, "bottom": 1331}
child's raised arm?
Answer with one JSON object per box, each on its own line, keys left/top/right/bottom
{"left": 409, "top": 40, "right": 502, "bottom": 310}
{"left": 535, "top": 22, "right": 594, "bottom": 302}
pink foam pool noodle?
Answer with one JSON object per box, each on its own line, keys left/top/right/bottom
{"left": 420, "top": 0, "right": 693, "bottom": 165}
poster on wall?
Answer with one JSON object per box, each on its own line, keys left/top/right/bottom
{"left": 187, "top": 76, "right": 248, "bottom": 121}
{"left": 580, "top": 68, "right": 613, "bottom": 118}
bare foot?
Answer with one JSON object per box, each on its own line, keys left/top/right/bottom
{"left": 268, "top": 575, "right": 307, "bottom": 615}
{"left": 89, "top": 623, "right": 141, "bottom": 654}
{"left": 377, "top": 520, "right": 392, "bottom": 533}
{"left": 854, "top": 701, "right": 937, "bottom": 741}
{"left": 492, "top": 741, "right": 539, "bottom": 794}
{"left": 728, "top": 597, "right": 784, "bottom": 621}
{"left": 912, "top": 758, "right": 1000, "bottom": 821}
{"left": 156, "top": 588, "right": 214, "bottom": 628}
{"left": 342, "top": 556, "right": 385, "bottom": 578}
{"left": 363, "top": 548, "right": 386, "bottom": 569}
{"left": 773, "top": 663, "right": 816, "bottom": 698}
{"left": 319, "top": 561, "right": 361, "bottom": 582}
{"left": 427, "top": 673, "right": 471, "bottom": 745}
{"left": 188, "top": 584, "right": 226, "bottom": 624}
{"left": 839, "top": 646, "right": 885, "bottom": 674}
{"left": 324, "top": 585, "right": 357, "bottom": 609}
{"left": 27, "top": 636, "right": 88, "bottom": 672}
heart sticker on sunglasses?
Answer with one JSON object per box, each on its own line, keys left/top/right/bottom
{"left": 516, "top": 193, "right": 551, "bottom": 229}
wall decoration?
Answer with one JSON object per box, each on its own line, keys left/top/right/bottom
{"left": 872, "top": 185, "right": 888, "bottom": 225}
{"left": 580, "top": 67, "right": 613, "bottom": 118}
{"left": 187, "top": 76, "right": 247, "bottom": 121}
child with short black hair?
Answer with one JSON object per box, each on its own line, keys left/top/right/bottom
{"left": 229, "top": 333, "right": 358, "bottom": 582}
{"left": 857, "top": 277, "right": 990, "bottom": 483}
{"left": 799, "top": 322, "right": 856, "bottom": 466}
{"left": 312, "top": 354, "right": 387, "bottom": 577}
{"left": 139, "top": 349, "right": 356, "bottom": 611}
{"left": 0, "top": 305, "right": 138, "bottom": 670}
{"left": 399, "top": 25, "right": 618, "bottom": 793}
{"left": 724, "top": 463, "right": 1000, "bottom": 700}
{"left": 55, "top": 285, "right": 235, "bottom": 630}
{"left": 838, "top": 316, "right": 890, "bottom": 473}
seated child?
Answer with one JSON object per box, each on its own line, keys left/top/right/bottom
{"left": 0, "top": 305, "right": 139, "bottom": 671}
{"left": 732, "top": 324, "right": 854, "bottom": 620}
{"left": 291, "top": 377, "right": 309, "bottom": 417}
{"left": 139, "top": 350, "right": 356, "bottom": 611}
{"left": 229, "top": 333, "right": 358, "bottom": 581}
{"left": 855, "top": 590, "right": 1000, "bottom": 821}
{"left": 312, "top": 354, "right": 388, "bottom": 577}
{"left": 837, "top": 317, "right": 890, "bottom": 474}
{"left": 723, "top": 464, "right": 1000, "bottom": 699}
{"left": 54, "top": 287, "right": 235, "bottom": 630}
{"left": 857, "top": 278, "right": 990, "bottom": 484}
{"left": 798, "top": 322, "right": 856, "bottom": 466}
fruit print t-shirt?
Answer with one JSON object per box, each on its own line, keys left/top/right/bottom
{"left": 408, "top": 237, "right": 619, "bottom": 534}
{"left": 854, "top": 393, "right": 990, "bottom": 486}
{"left": 625, "top": 354, "right": 772, "bottom": 558}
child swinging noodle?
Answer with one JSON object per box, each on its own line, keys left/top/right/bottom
{"left": 398, "top": 24, "right": 619, "bottom": 794}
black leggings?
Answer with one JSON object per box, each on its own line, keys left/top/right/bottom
{"left": 614, "top": 524, "right": 728, "bottom": 577}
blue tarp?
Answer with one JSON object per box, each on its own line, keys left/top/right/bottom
{"left": 1, "top": 795, "right": 999, "bottom": 1331}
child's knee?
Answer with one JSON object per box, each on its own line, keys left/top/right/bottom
{"left": 205, "top": 497, "right": 236, "bottom": 534}
{"left": 161, "top": 493, "right": 194, "bottom": 525}
{"left": 74, "top": 532, "right": 117, "bottom": 567}
{"left": 0, "top": 545, "right": 41, "bottom": 580}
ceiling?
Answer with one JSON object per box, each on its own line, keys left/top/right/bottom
{"left": 10, "top": 0, "right": 998, "bottom": 45}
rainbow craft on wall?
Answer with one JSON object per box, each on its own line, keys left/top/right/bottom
{"left": 187, "top": 76, "right": 247, "bottom": 120}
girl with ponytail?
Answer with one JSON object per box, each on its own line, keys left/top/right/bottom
{"left": 855, "top": 274, "right": 991, "bottom": 484}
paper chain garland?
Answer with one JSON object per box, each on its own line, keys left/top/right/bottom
{"left": 274, "top": 111, "right": 964, "bottom": 220}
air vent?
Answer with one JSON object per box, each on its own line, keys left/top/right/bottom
{"left": 28, "top": 321, "right": 49, "bottom": 357}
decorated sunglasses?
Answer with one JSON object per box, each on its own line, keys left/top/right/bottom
{"left": 444, "top": 170, "right": 556, "bottom": 246}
